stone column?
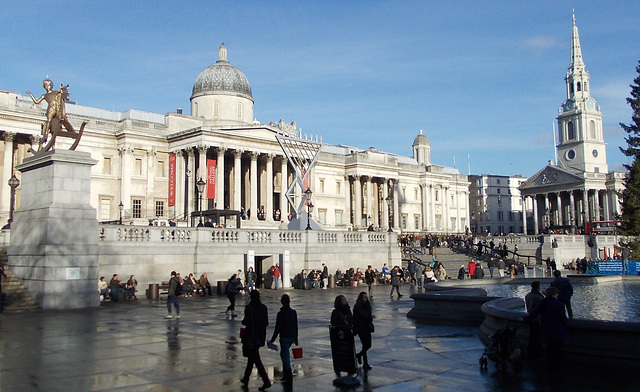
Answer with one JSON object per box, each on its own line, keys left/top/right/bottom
{"left": 280, "top": 157, "right": 288, "bottom": 219}
{"left": 556, "top": 192, "right": 563, "bottom": 226}
{"left": 353, "top": 175, "right": 362, "bottom": 228}
{"left": 383, "top": 179, "right": 390, "bottom": 230}
{"left": 146, "top": 148, "right": 155, "bottom": 218}
{"left": 265, "top": 154, "right": 274, "bottom": 222}
{"left": 430, "top": 185, "right": 436, "bottom": 230}
{"left": 174, "top": 150, "right": 185, "bottom": 219}
{"left": 603, "top": 191, "right": 610, "bottom": 221}
{"left": 443, "top": 186, "right": 449, "bottom": 232}
{"left": 119, "top": 145, "right": 133, "bottom": 217}
{"left": 584, "top": 190, "right": 591, "bottom": 224}
{"left": 8, "top": 150, "right": 98, "bottom": 309}
{"left": 1, "top": 132, "right": 15, "bottom": 224}
{"left": 215, "top": 148, "right": 225, "bottom": 209}
{"left": 532, "top": 195, "right": 539, "bottom": 234}
{"left": 197, "top": 145, "right": 208, "bottom": 210}
{"left": 456, "top": 190, "right": 461, "bottom": 232}
{"left": 186, "top": 149, "right": 196, "bottom": 220}
{"left": 392, "top": 180, "right": 400, "bottom": 230}
{"left": 570, "top": 190, "right": 576, "bottom": 230}
{"left": 365, "top": 176, "right": 372, "bottom": 227}
{"left": 521, "top": 196, "right": 527, "bottom": 234}
{"left": 249, "top": 152, "right": 258, "bottom": 222}
{"left": 233, "top": 150, "right": 242, "bottom": 211}
{"left": 594, "top": 190, "right": 600, "bottom": 221}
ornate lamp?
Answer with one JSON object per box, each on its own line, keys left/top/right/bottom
{"left": 118, "top": 201, "right": 124, "bottom": 225}
{"left": 385, "top": 195, "right": 393, "bottom": 232}
{"left": 304, "top": 188, "right": 313, "bottom": 230}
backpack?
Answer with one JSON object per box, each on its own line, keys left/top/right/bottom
{"left": 172, "top": 277, "right": 182, "bottom": 296}
{"left": 226, "top": 279, "right": 237, "bottom": 295}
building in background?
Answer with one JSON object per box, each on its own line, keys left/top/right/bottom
{"left": 0, "top": 44, "right": 469, "bottom": 234}
{"left": 469, "top": 174, "right": 527, "bottom": 235}
{"left": 519, "top": 15, "right": 625, "bottom": 234}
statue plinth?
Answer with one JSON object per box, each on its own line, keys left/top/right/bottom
{"left": 8, "top": 150, "right": 99, "bottom": 309}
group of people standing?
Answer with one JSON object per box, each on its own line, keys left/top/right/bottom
{"left": 331, "top": 292, "right": 375, "bottom": 373}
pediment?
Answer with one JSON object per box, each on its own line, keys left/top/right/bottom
{"left": 519, "top": 165, "right": 584, "bottom": 192}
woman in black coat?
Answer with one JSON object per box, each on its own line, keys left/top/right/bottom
{"left": 353, "top": 292, "right": 374, "bottom": 370}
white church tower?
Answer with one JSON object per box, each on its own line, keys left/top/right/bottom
{"left": 556, "top": 13, "right": 607, "bottom": 174}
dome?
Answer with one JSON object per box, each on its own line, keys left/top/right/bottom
{"left": 191, "top": 43, "right": 253, "bottom": 102}
{"left": 412, "top": 129, "right": 430, "bottom": 147}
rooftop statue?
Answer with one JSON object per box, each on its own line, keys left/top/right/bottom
{"left": 26, "top": 79, "right": 86, "bottom": 154}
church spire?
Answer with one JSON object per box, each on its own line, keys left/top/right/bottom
{"left": 569, "top": 11, "right": 585, "bottom": 73}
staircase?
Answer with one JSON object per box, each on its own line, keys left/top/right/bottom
{"left": 403, "top": 246, "right": 481, "bottom": 273}
{"left": 0, "top": 249, "right": 39, "bottom": 312}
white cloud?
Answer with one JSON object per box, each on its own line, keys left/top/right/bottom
{"left": 523, "top": 36, "right": 559, "bottom": 51}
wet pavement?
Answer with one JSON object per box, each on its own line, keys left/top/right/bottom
{"left": 0, "top": 284, "right": 636, "bottom": 392}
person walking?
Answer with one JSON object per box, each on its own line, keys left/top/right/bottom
{"left": 458, "top": 264, "right": 466, "bottom": 280}
{"left": 245, "top": 267, "right": 256, "bottom": 292}
{"left": 241, "top": 290, "right": 271, "bottom": 390}
{"left": 415, "top": 262, "right": 424, "bottom": 290}
{"left": 497, "top": 258, "right": 506, "bottom": 278}
{"left": 225, "top": 273, "right": 242, "bottom": 316}
{"left": 364, "top": 265, "right": 375, "bottom": 298}
{"left": 524, "top": 281, "right": 545, "bottom": 359}
{"left": 390, "top": 266, "right": 403, "bottom": 298}
{"left": 551, "top": 270, "right": 574, "bottom": 319}
{"left": 268, "top": 294, "right": 298, "bottom": 383}
{"left": 166, "top": 271, "right": 181, "bottom": 319}
{"left": 321, "top": 263, "right": 329, "bottom": 290}
{"left": 353, "top": 292, "right": 374, "bottom": 370}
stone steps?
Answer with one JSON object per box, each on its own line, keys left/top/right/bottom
{"left": 0, "top": 249, "right": 39, "bottom": 313}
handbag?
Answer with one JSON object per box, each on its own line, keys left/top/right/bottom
{"left": 369, "top": 322, "right": 375, "bottom": 333}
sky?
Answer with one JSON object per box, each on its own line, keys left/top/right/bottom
{"left": 1, "top": 1, "right": 639, "bottom": 177}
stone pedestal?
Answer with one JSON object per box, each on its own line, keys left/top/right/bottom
{"left": 7, "top": 150, "right": 99, "bottom": 309}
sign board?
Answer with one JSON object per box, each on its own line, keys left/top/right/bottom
{"left": 587, "top": 260, "right": 638, "bottom": 275}
{"left": 66, "top": 268, "right": 80, "bottom": 280}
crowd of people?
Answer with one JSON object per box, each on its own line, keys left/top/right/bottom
{"left": 98, "top": 271, "right": 214, "bottom": 302}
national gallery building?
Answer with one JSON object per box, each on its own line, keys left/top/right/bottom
{"left": 0, "top": 44, "right": 469, "bottom": 234}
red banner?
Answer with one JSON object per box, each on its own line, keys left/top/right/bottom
{"left": 168, "top": 153, "right": 176, "bottom": 206}
{"left": 207, "top": 159, "right": 216, "bottom": 200}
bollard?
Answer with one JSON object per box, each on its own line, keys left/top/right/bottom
{"left": 148, "top": 283, "right": 159, "bottom": 300}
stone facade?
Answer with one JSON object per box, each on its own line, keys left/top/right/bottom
{"left": 0, "top": 44, "right": 469, "bottom": 234}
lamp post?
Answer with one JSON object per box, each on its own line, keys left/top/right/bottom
{"left": 385, "top": 195, "right": 393, "bottom": 232}
{"left": 304, "top": 187, "right": 313, "bottom": 230}
{"left": 118, "top": 201, "right": 124, "bottom": 225}
{"left": 196, "top": 178, "right": 206, "bottom": 225}
{"left": 5, "top": 174, "right": 20, "bottom": 229}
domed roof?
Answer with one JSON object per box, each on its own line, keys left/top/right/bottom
{"left": 412, "top": 129, "right": 430, "bottom": 146}
{"left": 191, "top": 43, "right": 253, "bottom": 101}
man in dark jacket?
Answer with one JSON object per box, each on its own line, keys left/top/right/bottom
{"left": 269, "top": 294, "right": 298, "bottom": 383}
{"left": 241, "top": 290, "right": 271, "bottom": 390}
{"left": 321, "top": 263, "right": 329, "bottom": 289}
{"left": 390, "top": 266, "right": 403, "bottom": 298}
{"left": 474, "top": 263, "right": 485, "bottom": 279}
{"left": 550, "top": 270, "right": 574, "bottom": 318}
{"left": 166, "top": 271, "right": 180, "bottom": 319}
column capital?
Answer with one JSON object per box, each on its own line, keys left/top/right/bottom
{"left": 215, "top": 147, "right": 225, "bottom": 157}
{"left": 249, "top": 151, "right": 259, "bottom": 160}
{"left": 232, "top": 149, "right": 243, "bottom": 159}
{"left": 145, "top": 147, "right": 157, "bottom": 156}
{"left": 118, "top": 145, "right": 134, "bottom": 155}
{"left": 3, "top": 132, "right": 16, "bottom": 142}
{"left": 185, "top": 148, "right": 195, "bottom": 157}
{"left": 263, "top": 153, "right": 274, "bottom": 162}
{"left": 196, "top": 144, "right": 208, "bottom": 154}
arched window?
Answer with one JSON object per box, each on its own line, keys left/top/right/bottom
{"left": 194, "top": 102, "right": 199, "bottom": 117}
{"left": 577, "top": 82, "right": 581, "bottom": 91}
{"left": 590, "top": 120, "right": 596, "bottom": 139}
{"left": 567, "top": 121, "right": 575, "bottom": 140}
{"left": 558, "top": 125, "right": 563, "bottom": 143}
{"left": 237, "top": 102, "right": 243, "bottom": 119}
{"left": 584, "top": 82, "right": 588, "bottom": 91}
{"left": 213, "top": 100, "right": 219, "bottom": 118}
{"left": 569, "top": 83, "right": 574, "bottom": 94}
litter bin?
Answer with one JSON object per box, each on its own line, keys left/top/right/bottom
{"left": 328, "top": 274, "right": 335, "bottom": 288}
{"left": 148, "top": 283, "right": 159, "bottom": 300}
{"left": 217, "top": 280, "right": 228, "bottom": 295}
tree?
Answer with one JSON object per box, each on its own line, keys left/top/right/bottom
{"left": 618, "top": 60, "right": 640, "bottom": 237}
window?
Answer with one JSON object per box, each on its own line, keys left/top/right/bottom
{"left": 213, "top": 100, "right": 219, "bottom": 117}
{"left": 414, "top": 214, "right": 420, "bottom": 229}
{"left": 157, "top": 160, "right": 165, "bottom": 177}
{"left": 590, "top": 120, "right": 596, "bottom": 139}
{"left": 135, "top": 158, "right": 143, "bottom": 176}
{"left": 568, "top": 121, "right": 575, "bottom": 140}
{"left": 497, "top": 188, "right": 501, "bottom": 194}
{"left": 132, "top": 199, "right": 143, "bottom": 219}
{"left": 99, "top": 198, "right": 111, "bottom": 220}
{"left": 497, "top": 211, "right": 504, "bottom": 221}
{"left": 401, "top": 214, "right": 408, "bottom": 229}
{"left": 414, "top": 189, "right": 418, "bottom": 201}
{"left": 497, "top": 179, "right": 501, "bottom": 184}
{"left": 336, "top": 181, "right": 341, "bottom": 195}
{"left": 402, "top": 187, "right": 406, "bottom": 200}
{"left": 103, "top": 157, "right": 111, "bottom": 175}
{"left": 577, "top": 81, "right": 581, "bottom": 91}
{"left": 335, "top": 210, "right": 343, "bottom": 225}
{"left": 318, "top": 209, "right": 326, "bottom": 224}
{"left": 194, "top": 102, "right": 199, "bottom": 117}
{"left": 435, "top": 190, "right": 439, "bottom": 202}
{"left": 319, "top": 179, "right": 325, "bottom": 193}
{"left": 155, "top": 200, "right": 164, "bottom": 217}
{"left": 237, "top": 102, "right": 243, "bottom": 119}
{"left": 451, "top": 193, "right": 455, "bottom": 205}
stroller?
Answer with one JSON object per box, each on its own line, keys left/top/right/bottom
{"left": 479, "top": 324, "right": 522, "bottom": 371}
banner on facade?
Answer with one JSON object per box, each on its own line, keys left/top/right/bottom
{"left": 168, "top": 153, "right": 176, "bottom": 206}
{"left": 207, "top": 159, "right": 216, "bottom": 200}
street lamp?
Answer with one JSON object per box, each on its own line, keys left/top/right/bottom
{"left": 118, "top": 201, "right": 124, "bottom": 225}
{"left": 385, "top": 195, "right": 393, "bottom": 232}
{"left": 196, "top": 178, "right": 206, "bottom": 225}
{"left": 304, "top": 187, "right": 313, "bottom": 230}
{"left": 4, "top": 174, "right": 20, "bottom": 229}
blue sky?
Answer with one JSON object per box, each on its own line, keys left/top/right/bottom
{"left": 1, "top": 1, "right": 639, "bottom": 177}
